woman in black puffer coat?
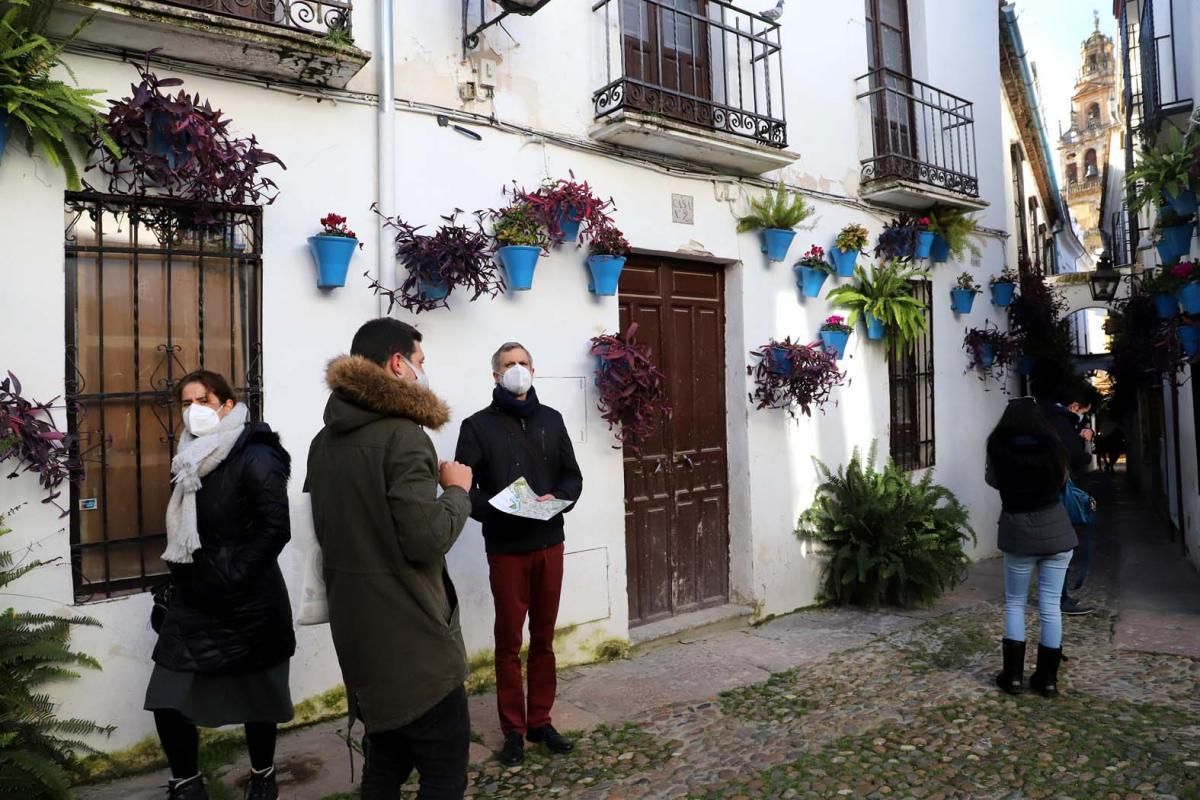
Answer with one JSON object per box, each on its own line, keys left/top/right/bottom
{"left": 146, "top": 370, "right": 295, "bottom": 800}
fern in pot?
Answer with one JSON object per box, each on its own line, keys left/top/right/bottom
{"left": 927, "top": 205, "right": 982, "bottom": 263}
{"left": 797, "top": 443, "right": 975, "bottom": 608}
{"left": 737, "top": 182, "right": 814, "bottom": 263}
{"left": 0, "top": 1, "right": 118, "bottom": 188}
{"left": 827, "top": 261, "right": 929, "bottom": 352}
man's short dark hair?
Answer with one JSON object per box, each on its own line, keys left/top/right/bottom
{"left": 351, "top": 318, "right": 423, "bottom": 366}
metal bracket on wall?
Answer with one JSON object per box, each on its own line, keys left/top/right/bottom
{"left": 462, "top": 0, "right": 553, "bottom": 57}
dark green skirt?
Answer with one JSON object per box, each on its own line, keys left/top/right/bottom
{"left": 144, "top": 660, "right": 294, "bottom": 728}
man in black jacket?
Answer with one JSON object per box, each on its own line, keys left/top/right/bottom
{"left": 1043, "top": 388, "right": 1096, "bottom": 616}
{"left": 454, "top": 342, "right": 583, "bottom": 767}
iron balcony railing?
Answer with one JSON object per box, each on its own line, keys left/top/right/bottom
{"left": 1138, "top": 0, "right": 1191, "bottom": 131}
{"left": 1067, "top": 176, "right": 1103, "bottom": 198}
{"left": 164, "top": 0, "right": 352, "bottom": 37}
{"left": 856, "top": 68, "right": 979, "bottom": 199}
{"left": 592, "top": 0, "right": 787, "bottom": 149}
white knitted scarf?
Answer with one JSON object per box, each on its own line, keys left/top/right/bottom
{"left": 162, "top": 403, "right": 249, "bottom": 564}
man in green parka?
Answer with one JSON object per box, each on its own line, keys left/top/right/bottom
{"left": 306, "top": 318, "right": 473, "bottom": 799}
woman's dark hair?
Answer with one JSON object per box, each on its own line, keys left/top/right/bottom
{"left": 175, "top": 370, "right": 236, "bottom": 406}
{"left": 351, "top": 318, "right": 423, "bottom": 366}
{"left": 987, "top": 397, "right": 1069, "bottom": 484}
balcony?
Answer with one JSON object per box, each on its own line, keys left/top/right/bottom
{"left": 856, "top": 68, "right": 984, "bottom": 211}
{"left": 1067, "top": 176, "right": 1103, "bottom": 198}
{"left": 589, "top": 0, "right": 795, "bottom": 176}
{"left": 48, "top": 1, "right": 368, "bottom": 88}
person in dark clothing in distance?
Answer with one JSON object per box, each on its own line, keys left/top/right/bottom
{"left": 986, "top": 397, "right": 1078, "bottom": 698}
{"left": 1042, "top": 385, "right": 1096, "bottom": 615}
{"left": 306, "top": 318, "right": 474, "bottom": 800}
{"left": 454, "top": 342, "right": 584, "bottom": 767}
{"left": 146, "top": 370, "right": 295, "bottom": 800}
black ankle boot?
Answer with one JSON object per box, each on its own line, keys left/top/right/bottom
{"left": 995, "top": 638, "right": 1025, "bottom": 694}
{"left": 497, "top": 732, "right": 525, "bottom": 766}
{"left": 1029, "top": 644, "right": 1063, "bottom": 698}
{"left": 244, "top": 767, "right": 278, "bottom": 800}
{"left": 167, "top": 775, "right": 209, "bottom": 800}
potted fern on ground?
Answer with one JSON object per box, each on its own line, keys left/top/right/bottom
{"left": 827, "top": 261, "right": 929, "bottom": 351}
{"left": 0, "top": 1, "right": 118, "bottom": 188}
{"left": 737, "top": 182, "right": 814, "bottom": 263}
{"left": 490, "top": 199, "right": 548, "bottom": 291}
{"left": 831, "top": 223, "right": 869, "bottom": 277}
{"left": 797, "top": 444, "right": 975, "bottom": 608}
{"left": 951, "top": 272, "right": 981, "bottom": 314}
{"left": 794, "top": 245, "right": 834, "bottom": 298}
{"left": 928, "top": 205, "right": 983, "bottom": 263}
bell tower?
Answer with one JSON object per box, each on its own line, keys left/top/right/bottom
{"left": 1057, "top": 11, "right": 1120, "bottom": 257}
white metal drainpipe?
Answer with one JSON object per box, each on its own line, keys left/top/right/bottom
{"left": 376, "top": 0, "right": 397, "bottom": 316}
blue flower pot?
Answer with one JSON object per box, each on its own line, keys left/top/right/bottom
{"left": 767, "top": 346, "right": 794, "bottom": 375}
{"left": 930, "top": 234, "right": 951, "bottom": 263}
{"left": 864, "top": 312, "right": 885, "bottom": 340}
{"left": 1017, "top": 354, "right": 1036, "bottom": 375}
{"left": 1165, "top": 188, "right": 1199, "bottom": 218}
{"left": 915, "top": 230, "right": 936, "bottom": 259}
{"left": 830, "top": 246, "right": 857, "bottom": 278}
{"left": 977, "top": 343, "right": 996, "bottom": 369}
{"left": 1180, "top": 323, "right": 1200, "bottom": 358}
{"left": 795, "top": 265, "right": 829, "bottom": 298}
{"left": 950, "top": 288, "right": 977, "bottom": 314}
{"left": 820, "top": 329, "right": 850, "bottom": 359}
{"left": 1157, "top": 222, "right": 1195, "bottom": 264}
{"left": 420, "top": 279, "right": 450, "bottom": 301}
{"left": 497, "top": 245, "right": 541, "bottom": 291}
{"left": 0, "top": 110, "right": 9, "bottom": 161}
{"left": 308, "top": 234, "right": 358, "bottom": 288}
{"left": 761, "top": 228, "right": 796, "bottom": 262}
{"left": 1156, "top": 292, "right": 1181, "bottom": 319}
{"left": 990, "top": 281, "right": 1016, "bottom": 307}
{"left": 557, "top": 207, "right": 583, "bottom": 243}
{"left": 587, "top": 254, "right": 626, "bottom": 296}
{"left": 1177, "top": 282, "right": 1200, "bottom": 315}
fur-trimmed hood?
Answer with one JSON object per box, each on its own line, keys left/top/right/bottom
{"left": 324, "top": 355, "right": 451, "bottom": 431}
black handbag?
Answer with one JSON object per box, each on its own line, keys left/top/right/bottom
{"left": 150, "top": 580, "right": 175, "bottom": 633}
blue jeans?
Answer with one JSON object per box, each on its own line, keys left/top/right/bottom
{"left": 1003, "top": 550, "right": 1073, "bottom": 648}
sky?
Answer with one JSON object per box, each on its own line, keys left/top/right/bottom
{"left": 1010, "top": 0, "right": 1121, "bottom": 184}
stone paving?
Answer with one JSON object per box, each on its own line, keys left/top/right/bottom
{"left": 75, "top": 473, "right": 1200, "bottom": 799}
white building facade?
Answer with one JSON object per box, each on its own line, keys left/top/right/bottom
{"left": 0, "top": 0, "right": 1066, "bottom": 749}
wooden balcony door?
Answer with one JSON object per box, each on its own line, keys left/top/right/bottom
{"left": 865, "top": 0, "right": 917, "bottom": 162}
{"left": 622, "top": 0, "right": 713, "bottom": 126}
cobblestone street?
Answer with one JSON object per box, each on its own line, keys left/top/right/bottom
{"left": 77, "top": 472, "right": 1200, "bottom": 799}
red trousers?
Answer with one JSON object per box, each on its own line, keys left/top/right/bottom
{"left": 487, "top": 542, "right": 564, "bottom": 736}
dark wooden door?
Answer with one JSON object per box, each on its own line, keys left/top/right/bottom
{"left": 622, "top": 0, "right": 712, "bottom": 126}
{"left": 865, "top": 0, "right": 917, "bottom": 162}
{"left": 620, "top": 256, "right": 729, "bottom": 627}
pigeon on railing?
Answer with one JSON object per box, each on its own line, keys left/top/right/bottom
{"left": 760, "top": 0, "right": 785, "bottom": 22}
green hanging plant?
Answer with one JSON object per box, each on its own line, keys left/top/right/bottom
{"left": 735, "top": 182, "right": 814, "bottom": 232}
{"left": 826, "top": 261, "right": 929, "bottom": 355}
{"left": 927, "top": 205, "right": 982, "bottom": 261}
{"left": 1126, "top": 127, "right": 1197, "bottom": 214}
{"left": 0, "top": 1, "right": 118, "bottom": 189}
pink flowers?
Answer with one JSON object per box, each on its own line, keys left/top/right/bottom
{"left": 804, "top": 245, "right": 825, "bottom": 260}
{"left": 914, "top": 216, "right": 932, "bottom": 229}
{"left": 1170, "top": 260, "right": 1197, "bottom": 280}
{"left": 821, "top": 315, "right": 852, "bottom": 333}
{"left": 320, "top": 212, "right": 357, "bottom": 239}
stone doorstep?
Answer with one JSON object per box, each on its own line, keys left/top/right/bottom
{"left": 1114, "top": 608, "right": 1200, "bottom": 659}
{"left": 628, "top": 603, "right": 757, "bottom": 649}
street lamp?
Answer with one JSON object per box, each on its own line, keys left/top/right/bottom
{"left": 1088, "top": 252, "right": 1121, "bottom": 302}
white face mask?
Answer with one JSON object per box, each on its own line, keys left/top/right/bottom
{"left": 184, "top": 404, "right": 221, "bottom": 437}
{"left": 500, "top": 364, "right": 533, "bottom": 396}
{"left": 400, "top": 356, "right": 430, "bottom": 390}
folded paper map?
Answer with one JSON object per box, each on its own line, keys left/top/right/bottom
{"left": 488, "top": 477, "right": 574, "bottom": 521}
